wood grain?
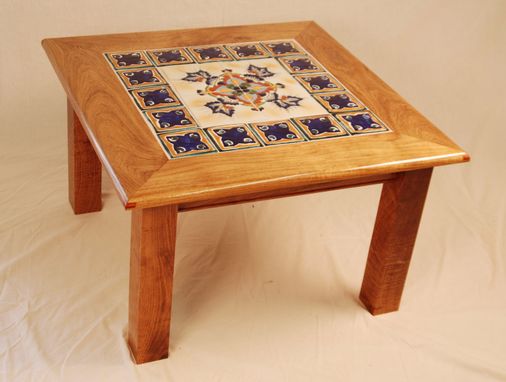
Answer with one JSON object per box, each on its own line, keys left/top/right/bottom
{"left": 128, "top": 205, "right": 177, "bottom": 364}
{"left": 67, "top": 100, "right": 102, "bottom": 214}
{"left": 359, "top": 168, "right": 433, "bottom": 315}
{"left": 42, "top": 22, "right": 469, "bottom": 210}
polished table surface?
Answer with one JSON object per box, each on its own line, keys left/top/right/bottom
{"left": 42, "top": 21, "right": 469, "bottom": 211}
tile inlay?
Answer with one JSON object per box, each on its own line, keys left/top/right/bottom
{"left": 105, "top": 39, "right": 392, "bottom": 159}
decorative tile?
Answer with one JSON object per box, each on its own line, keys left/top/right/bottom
{"left": 294, "top": 73, "right": 344, "bottom": 93}
{"left": 106, "top": 39, "right": 392, "bottom": 160}
{"left": 130, "top": 86, "right": 180, "bottom": 110}
{"left": 147, "top": 48, "right": 193, "bottom": 66}
{"left": 159, "top": 129, "right": 217, "bottom": 158}
{"left": 106, "top": 51, "right": 151, "bottom": 69}
{"left": 226, "top": 43, "right": 270, "bottom": 60}
{"left": 294, "top": 115, "right": 348, "bottom": 140}
{"left": 145, "top": 107, "right": 197, "bottom": 132}
{"left": 188, "top": 45, "right": 234, "bottom": 62}
{"left": 117, "top": 68, "right": 166, "bottom": 89}
{"left": 278, "top": 56, "right": 324, "bottom": 73}
{"left": 250, "top": 120, "right": 306, "bottom": 145}
{"left": 159, "top": 58, "right": 326, "bottom": 128}
{"left": 205, "top": 124, "right": 262, "bottom": 151}
{"left": 337, "top": 111, "right": 390, "bottom": 134}
{"left": 263, "top": 41, "right": 303, "bottom": 56}
{"left": 314, "top": 91, "right": 365, "bottom": 113}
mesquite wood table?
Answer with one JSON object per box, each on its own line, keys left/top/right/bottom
{"left": 43, "top": 21, "right": 469, "bottom": 364}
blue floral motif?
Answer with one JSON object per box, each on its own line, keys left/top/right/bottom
{"left": 256, "top": 122, "right": 300, "bottom": 142}
{"left": 230, "top": 44, "right": 267, "bottom": 58}
{"left": 137, "top": 88, "right": 177, "bottom": 107}
{"left": 299, "top": 116, "right": 341, "bottom": 135}
{"left": 283, "top": 58, "right": 319, "bottom": 72}
{"left": 192, "top": 46, "right": 229, "bottom": 61}
{"left": 211, "top": 126, "right": 257, "bottom": 148}
{"left": 265, "top": 42, "right": 301, "bottom": 55}
{"left": 123, "top": 69, "right": 160, "bottom": 86}
{"left": 112, "top": 52, "right": 147, "bottom": 67}
{"left": 152, "top": 49, "right": 189, "bottom": 64}
{"left": 342, "top": 113, "right": 383, "bottom": 131}
{"left": 320, "top": 93, "right": 358, "bottom": 110}
{"left": 153, "top": 109, "right": 193, "bottom": 129}
{"left": 299, "top": 75, "right": 340, "bottom": 92}
{"left": 165, "top": 132, "right": 210, "bottom": 154}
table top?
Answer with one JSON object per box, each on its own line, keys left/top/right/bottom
{"left": 43, "top": 21, "right": 469, "bottom": 209}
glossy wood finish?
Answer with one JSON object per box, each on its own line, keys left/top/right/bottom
{"left": 360, "top": 168, "right": 433, "bottom": 315}
{"left": 128, "top": 205, "right": 177, "bottom": 364}
{"left": 42, "top": 22, "right": 469, "bottom": 210}
{"left": 67, "top": 100, "right": 102, "bottom": 214}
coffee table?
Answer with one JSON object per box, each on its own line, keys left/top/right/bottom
{"left": 42, "top": 21, "right": 469, "bottom": 364}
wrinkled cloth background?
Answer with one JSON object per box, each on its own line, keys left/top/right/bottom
{"left": 1, "top": 0, "right": 505, "bottom": 381}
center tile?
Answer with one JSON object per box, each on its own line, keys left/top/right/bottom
{"left": 158, "top": 58, "right": 326, "bottom": 128}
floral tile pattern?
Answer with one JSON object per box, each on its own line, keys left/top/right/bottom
{"left": 206, "top": 124, "right": 262, "bottom": 151}
{"left": 130, "top": 86, "right": 180, "bottom": 110}
{"left": 147, "top": 48, "right": 194, "bottom": 66}
{"left": 105, "top": 39, "right": 392, "bottom": 160}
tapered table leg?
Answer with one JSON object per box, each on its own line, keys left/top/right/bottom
{"left": 67, "top": 99, "right": 102, "bottom": 214}
{"left": 360, "top": 168, "right": 433, "bottom": 315}
{"left": 128, "top": 205, "right": 178, "bottom": 364}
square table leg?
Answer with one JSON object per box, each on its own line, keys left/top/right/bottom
{"left": 67, "top": 100, "right": 102, "bottom": 214}
{"left": 360, "top": 168, "right": 433, "bottom": 315}
{"left": 128, "top": 205, "right": 178, "bottom": 364}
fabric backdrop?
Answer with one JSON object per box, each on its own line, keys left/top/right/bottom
{"left": 1, "top": 0, "right": 505, "bottom": 381}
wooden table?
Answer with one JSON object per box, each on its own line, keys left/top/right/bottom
{"left": 43, "top": 21, "right": 469, "bottom": 364}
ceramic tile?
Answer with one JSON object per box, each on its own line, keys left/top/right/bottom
{"left": 106, "top": 51, "right": 151, "bottom": 69}
{"left": 145, "top": 107, "right": 198, "bottom": 132}
{"left": 187, "top": 45, "right": 234, "bottom": 62}
{"left": 314, "top": 91, "right": 365, "bottom": 113}
{"left": 105, "top": 39, "right": 392, "bottom": 160}
{"left": 294, "top": 114, "right": 349, "bottom": 140}
{"left": 294, "top": 73, "right": 345, "bottom": 93}
{"left": 205, "top": 124, "right": 262, "bottom": 151}
{"left": 159, "top": 129, "right": 217, "bottom": 158}
{"left": 159, "top": 58, "right": 326, "bottom": 128}
{"left": 262, "top": 40, "right": 303, "bottom": 56}
{"left": 278, "top": 56, "right": 324, "bottom": 74}
{"left": 117, "top": 68, "right": 167, "bottom": 89}
{"left": 226, "top": 43, "right": 270, "bottom": 60}
{"left": 147, "top": 48, "right": 193, "bottom": 66}
{"left": 130, "top": 86, "right": 181, "bottom": 110}
{"left": 250, "top": 120, "right": 306, "bottom": 145}
{"left": 336, "top": 111, "right": 390, "bottom": 134}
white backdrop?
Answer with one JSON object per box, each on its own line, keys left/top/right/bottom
{"left": 1, "top": 0, "right": 505, "bottom": 381}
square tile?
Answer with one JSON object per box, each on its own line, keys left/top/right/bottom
{"left": 336, "top": 111, "right": 390, "bottom": 134}
{"left": 205, "top": 124, "right": 262, "bottom": 151}
{"left": 314, "top": 91, "right": 365, "bottom": 113}
{"left": 226, "top": 43, "right": 270, "bottom": 60}
{"left": 130, "top": 86, "right": 180, "bottom": 110}
{"left": 158, "top": 58, "right": 327, "bottom": 128}
{"left": 262, "top": 40, "right": 304, "bottom": 56}
{"left": 278, "top": 55, "right": 324, "bottom": 73}
{"left": 294, "top": 73, "right": 345, "bottom": 93}
{"left": 294, "top": 114, "right": 349, "bottom": 140}
{"left": 187, "top": 45, "right": 234, "bottom": 62}
{"left": 250, "top": 120, "right": 306, "bottom": 145}
{"left": 159, "top": 129, "right": 217, "bottom": 158}
{"left": 117, "top": 68, "right": 167, "bottom": 89}
{"left": 147, "top": 48, "right": 193, "bottom": 66}
{"left": 106, "top": 51, "right": 151, "bottom": 69}
{"left": 145, "top": 107, "right": 197, "bottom": 132}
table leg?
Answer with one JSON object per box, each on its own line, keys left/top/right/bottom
{"left": 359, "top": 168, "right": 433, "bottom": 315}
{"left": 67, "top": 100, "right": 102, "bottom": 214}
{"left": 128, "top": 205, "right": 178, "bottom": 364}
